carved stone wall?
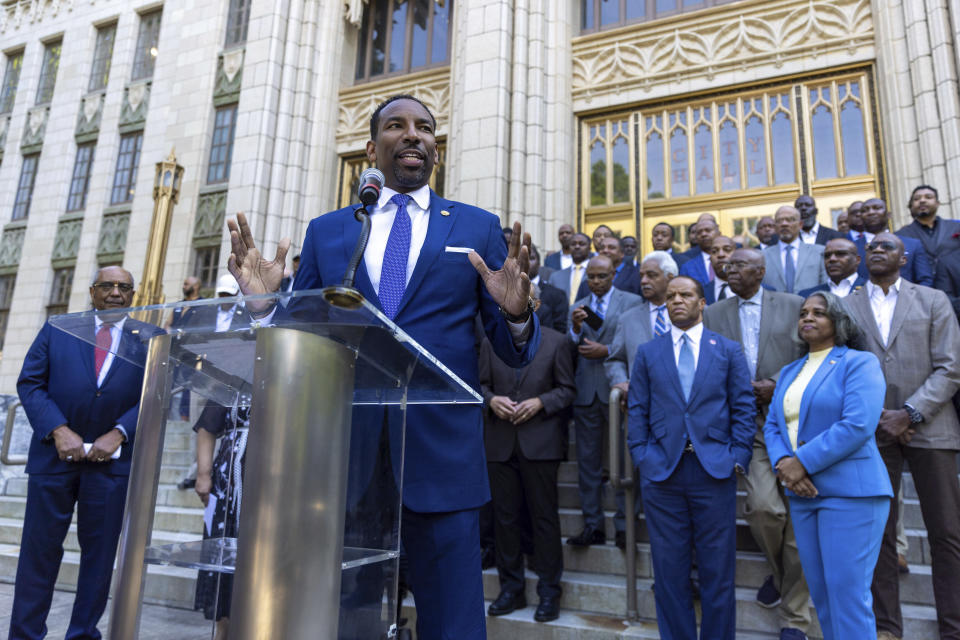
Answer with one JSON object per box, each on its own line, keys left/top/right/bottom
{"left": 214, "top": 49, "right": 244, "bottom": 102}
{"left": 51, "top": 218, "right": 82, "bottom": 263}
{"left": 119, "top": 81, "right": 150, "bottom": 130}
{"left": 20, "top": 106, "right": 47, "bottom": 150}
{"left": 0, "top": 226, "right": 26, "bottom": 269}
{"left": 75, "top": 92, "right": 103, "bottom": 140}
{"left": 0, "top": 115, "right": 8, "bottom": 156}
{"left": 193, "top": 189, "right": 227, "bottom": 244}
{"left": 337, "top": 68, "right": 451, "bottom": 151}
{"left": 96, "top": 212, "right": 130, "bottom": 263}
{"left": 0, "top": 0, "right": 72, "bottom": 34}
{"left": 572, "top": 0, "right": 874, "bottom": 110}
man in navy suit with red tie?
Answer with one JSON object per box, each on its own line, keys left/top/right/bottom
{"left": 628, "top": 276, "right": 755, "bottom": 640}
{"left": 226, "top": 95, "right": 540, "bottom": 639}
{"left": 9, "top": 267, "right": 159, "bottom": 640}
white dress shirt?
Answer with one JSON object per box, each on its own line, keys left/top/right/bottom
{"left": 799, "top": 222, "right": 820, "bottom": 245}
{"left": 670, "top": 321, "right": 703, "bottom": 369}
{"left": 713, "top": 278, "right": 730, "bottom": 301}
{"left": 559, "top": 253, "right": 573, "bottom": 270}
{"left": 867, "top": 278, "right": 901, "bottom": 346}
{"left": 779, "top": 238, "right": 801, "bottom": 273}
{"left": 862, "top": 230, "right": 876, "bottom": 244}
{"left": 94, "top": 315, "right": 126, "bottom": 387}
{"left": 702, "top": 252, "right": 713, "bottom": 279}
{"left": 365, "top": 184, "right": 432, "bottom": 292}
{"left": 829, "top": 273, "right": 859, "bottom": 298}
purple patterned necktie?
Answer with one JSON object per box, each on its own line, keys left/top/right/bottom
{"left": 379, "top": 193, "right": 412, "bottom": 319}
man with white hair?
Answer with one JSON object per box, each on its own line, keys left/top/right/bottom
{"left": 604, "top": 250, "right": 677, "bottom": 548}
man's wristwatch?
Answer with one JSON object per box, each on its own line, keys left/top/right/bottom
{"left": 734, "top": 463, "right": 745, "bottom": 475}
{"left": 499, "top": 297, "right": 535, "bottom": 323}
{"left": 903, "top": 403, "right": 924, "bottom": 425}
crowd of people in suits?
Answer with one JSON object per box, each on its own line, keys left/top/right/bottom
{"left": 480, "top": 186, "right": 960, "bottom": 640}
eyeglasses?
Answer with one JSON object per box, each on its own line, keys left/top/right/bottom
{"left": 865, "top": 241, "right": 898, "bottom": 253}
{"left": 93, "top": 281, "right": 134, "bottom": 293}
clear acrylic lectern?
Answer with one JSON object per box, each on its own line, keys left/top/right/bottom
{"left": 49, "top": 289, "right": 481, "bottom": 639}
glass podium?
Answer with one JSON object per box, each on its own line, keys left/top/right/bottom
{"left": 49, "top": 289, "right": 482, "bottom": 639}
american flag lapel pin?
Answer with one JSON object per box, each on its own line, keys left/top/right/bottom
{"left": 709, "top": 338, "right": 716, "bottom": 345}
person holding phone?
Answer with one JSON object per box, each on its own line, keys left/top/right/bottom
{"left": 566, "top": 255, "right": 644, "bottom": 546}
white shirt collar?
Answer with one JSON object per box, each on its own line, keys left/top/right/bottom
{"left": 670, "top": 321, "right": 704, "bottom": 347}
{"left": 594, "top": 287, "right": 614, "bottom": 307}
{"left": 94, "top": 315, "right": 127, "bottom": 331}
{"left": 866, "top": 277, "right": 901, "bottom": 299}
{"left": 800, "top": 222, "right": 820, "bottom": 243}
{"left": 377, "top": 184, "right": 431, "bottom": 212}
{"left": 737, "top": 287, "right": 764, "bottom": 306}
{"left": 779, "top": 237, "right": 801, "bottom": 252}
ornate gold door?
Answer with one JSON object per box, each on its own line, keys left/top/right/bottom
{"left": 579, "top": 68, "right": 885, "bottom": 253}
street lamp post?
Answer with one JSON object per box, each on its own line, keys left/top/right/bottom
{"left": 132, "top": 148, "right": 184, "bottom": 311}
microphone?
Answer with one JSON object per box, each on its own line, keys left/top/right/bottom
{"left": 357, "top": 168, "right": 385, "bottom": 206}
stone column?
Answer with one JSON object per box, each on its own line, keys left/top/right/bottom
{"left": 447, "top": 0, "right": 576, "bottom": 249}
{"left": 872, "top": 0, "right": 960, "bottom": 224}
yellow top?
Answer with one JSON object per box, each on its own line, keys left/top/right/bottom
{"left": 782, "top": 348, "right": 832, "bottom": 451}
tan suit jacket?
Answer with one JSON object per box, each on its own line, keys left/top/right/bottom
{"left": 844, "top": 281, "right": 960, "bottom": 449}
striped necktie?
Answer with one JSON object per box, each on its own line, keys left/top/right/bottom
{"left": 654, "top": 306, "right": 667, "bottom": 336}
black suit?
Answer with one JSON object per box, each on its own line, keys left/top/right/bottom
{"left": 479, "top": 328, "right": 576, "bottom": 599}
{"left": 535, "top": 280, "right": 569, "bottom": 333}
{"left": 897, "top": 218, "right": 960, "bottom": 307}
{"left": 811, "top": 224, "right": 845, "bottom": 245}
{"left": 613, "top": 262, "right": 643, "bottom": 296}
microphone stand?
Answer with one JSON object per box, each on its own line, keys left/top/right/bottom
{"left": 323, "top": 203, "right": 372, "bottom": 309}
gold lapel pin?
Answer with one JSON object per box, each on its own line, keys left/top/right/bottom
{"left": 829, "top": 360, "right": 835, "bottom": 364}
{"left": 441, "top": 209, "right": 450, "bottom": 216}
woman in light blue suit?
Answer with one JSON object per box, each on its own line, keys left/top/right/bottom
{"left": 764, "top": 291, "right": 892, "bottom": 640}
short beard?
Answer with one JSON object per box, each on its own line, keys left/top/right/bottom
{"left": 393, "top": 164, "right": 430, "bottom": 190}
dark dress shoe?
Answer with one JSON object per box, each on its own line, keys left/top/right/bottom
{"left": 615, "top": 531, "right": 627, "bottom": 550}
{"left": 566, "top": 527, "right": 605, "bottom": 546}
{"left": 488, "top": 590, "right": 526, "bottom": 616}
{"left": 534, "top": 595, "right": 560, "bottom": 622}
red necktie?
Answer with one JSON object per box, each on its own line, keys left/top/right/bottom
{"left": 94, "top": 325, "right": 112, "bottom": 378}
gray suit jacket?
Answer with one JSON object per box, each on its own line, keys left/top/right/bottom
{"left": 548, "top": 264, "right": 581, "bottom": 302}
{"left": 569, "top": 288, "right": 644, "bottom": 406}
{"left": 703, "top": 289, "right": 805, "bottom": 382}
{"left": 763, "top": 242, "right": 827, "bottom": 294}
{"left": 604, "top": 301, "right": 656, "bottom": 386}
{"left": 844, "top": 282, "right": 960, "bottom": 449}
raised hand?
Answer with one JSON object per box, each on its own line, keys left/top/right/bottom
{"left": 468, "top": 221, "right": 532, "bottom": 317}
{"left": 226, "top": 212, "right": 291, "bottom": 300}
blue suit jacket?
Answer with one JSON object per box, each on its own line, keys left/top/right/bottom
{"left": 627, "top": 328, "right": 755, "bottom": 482}
{"left": 293, "top": 191, "right": 541, "bottom": 512}
{"left": 543, "top": 251, "right": 563, "bottom": 271}
{"left": 855, "top": 234, "right": 934, "bottom": 286}
{"left": 797, "top": 276, "right": 867, "bottom": 298}
{"left": 18, "top": 319, "right": 158, "bottom": 476}
{"left": 763, "top": 346, "right": 893, "bottom": 498}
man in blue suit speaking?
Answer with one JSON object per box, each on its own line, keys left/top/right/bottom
{"left": 628, "top": 276, "right": 755, "bottom": 640}
{"left": 225, "top": 95, "right": 540, "bottom": 638}
{"left": 9, "top": 267, "right": 159, "bottom": 640}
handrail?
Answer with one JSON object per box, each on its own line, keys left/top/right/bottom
{"left": 1, "top": 400, "right": 27, "bottom": 465}
{"left": 609, "top": 387, "right": 638, "bottom": 620}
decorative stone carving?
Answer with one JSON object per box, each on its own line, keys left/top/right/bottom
{"left": 119, "top": 81, "right": 151, "bottom": 129}
{"left": 337, "top": 68, "right": 450, "bottom": 149}
{"left": 345, "top": 0, "right": 368, "bottom": 27}
{"left": 51, "top": 219, "right": 82, "bottom": 262}
{"left": 214, "top": 49, "right": 244, "bottom": 101}
{"left": 194, "top": 190, "right": 227, "bottom": 240}
{"left": 20, "top": 106, "right": 47, "bottom": 149}
{"left": 76, "top": 92, "right": 104, "bottom": 138}
{"left": 572, "top": 0, "right": 873, "bottom": 103}
{"left": 0, "top": 0, "right": 72, "bottom": 34}
{"left": 0, "top": 226, "right": 26, "bottom": 268}
{"left": 97, "top": 212, "right": 130, "bottom": 259}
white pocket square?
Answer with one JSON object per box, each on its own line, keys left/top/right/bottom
{"left": 444, "top": 246, "right": 473, "bottom": 254}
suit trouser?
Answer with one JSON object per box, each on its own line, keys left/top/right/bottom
{"left": 9, "top": 470, "right": 127, "bottom": 640}
{"left": 872, "top": 444, "right": 960, "bottom": 639}
{"left": 402, "top": 508, "right": 486, "bottom": 640}
{"left": 488, "top": 449, "right": 563, "bottom": 598}
{"left": 791, "top": 495, "right": 888, "bottom": 640}
{"left": 743, "top": 429, "right": 811, "bottom": 631}
{"left": 641, "top": 451, "right": 737, "bottom": 640}
{"left": 574, "top": 400, "right": 608, "bottom": 530}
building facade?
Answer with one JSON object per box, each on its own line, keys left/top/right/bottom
{"left": 0, "top": 0, "right": 957, "bottom": 392}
